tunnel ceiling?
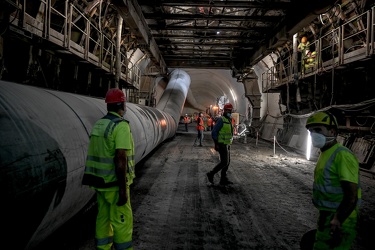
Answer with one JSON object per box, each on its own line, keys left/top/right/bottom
{"left": 136, "top": 0, "right": 337, "bottom": 74}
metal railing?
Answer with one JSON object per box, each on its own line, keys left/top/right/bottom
{"left": 8, "top": 0, "right": 140, "bottom": 89}
{"left": 262, "top": 7, "right": 375, "bottom": 93}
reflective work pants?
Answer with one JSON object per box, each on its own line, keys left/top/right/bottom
{"left": 96, "top": 188, "right": 133, "bottom": 250}
{"left": 313, "top": 209, "right": 358, "bottom": 250}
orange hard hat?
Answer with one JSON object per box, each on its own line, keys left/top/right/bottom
{"left": 301, "top": 36, "right": 308, "bottom": 43}
{"left": 224, "top": 103, "right": 233, "bottom": 110}
{"left": 105, "top": 88, "right": 126, "bottom": 103}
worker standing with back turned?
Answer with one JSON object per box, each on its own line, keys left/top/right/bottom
{"left": 305, "top": 111, "right": 361, "bottom": 250}
{"left": 194, "top": 112, "right": 205, "bottom": 146}
{"left": 82, "top": 88, "right": 135, "bottom": 250}
{"left": 184, "top": 114, "right": 189, "bottom": 132}
{"left": 206, "top": 103, "right": 234, "bottom": 185}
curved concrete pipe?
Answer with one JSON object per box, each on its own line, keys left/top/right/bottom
{"left": 0, "top": 69, "right": 190, "bottom": 249}
{"left": 156, "top": 69, "right": 191, "bottom": 126}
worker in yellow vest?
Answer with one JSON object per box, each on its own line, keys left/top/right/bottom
{"left": 304, "top": 111, "right": 361, "bottom": 250}
{"left": 206, "top": 103, "right": 234, "bottom": 185}
{"left": 82, "top": 88, "right": 135, "bottom": 250}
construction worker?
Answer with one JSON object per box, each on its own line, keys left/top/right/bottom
{"left": 298, "top": 36, "right": 310, "bottom": 53}
{"left": 305, "top": 51, "right": 317, "bottom": 70}
{"left": 298, "top": 36, "right": 310, "bottom": 73}
{"left": 206, "top": 103, "right": 234, "bottom": 185}
{"left": 305, "top": 111, "right": 361, "bottom": 250}
{"left": 207, "top": 116, "right": 213, "bottom": 131}
{"left": 194, "top": 112, "right": 205, "bottom": 146}
{"left": 183, "top": 114, "right": 189, "bottom": 132}
{"left": 82, "top": 88, "right": 135, "bottom": 250}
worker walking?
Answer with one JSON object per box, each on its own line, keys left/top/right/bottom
{"left": 194, "top": 112, "right": 205, "bottom": 146}
{"left": 82, "top": 88, "right": 135, "bottom": 250}
{"left": 304, "top": 111, "right": 361, "bottom": 250}
{"left": 206, "top": 103, "right": 234, "bottom": 185}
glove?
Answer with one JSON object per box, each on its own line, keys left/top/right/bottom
{"left": 328, "top": 228, "right": 342, "bottom": 247}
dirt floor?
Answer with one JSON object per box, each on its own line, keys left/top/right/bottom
{"left": 36, "top": 125, "right": 375, "bottom": 250}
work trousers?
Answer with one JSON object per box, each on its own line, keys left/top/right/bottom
{"left": 313, "top": 209, "right": 358, "bottom": 250}
{"left": 96, "top": 188, "right": 133, "bottom": 250}
{"left": 194, "top": 129, "right": 204, "bottom": 145}
{"left": 211, "top": 143, "right": 231, "bottom": 178}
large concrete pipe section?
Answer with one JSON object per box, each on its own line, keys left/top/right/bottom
{"left": 156, "top": 69, "right": 191, "bottom": 127}
{"left": 0, "top": 70, "right": 190, "bottom": 249}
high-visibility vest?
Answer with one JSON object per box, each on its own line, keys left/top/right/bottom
{"left": 196, "top": 117, "right": 204, "bottom": 130}
{"left": 313, "top": 145, "right": 361, "bottom": 210}
{"left": 207, "top": 118, "right": 213, "bottom": 126}
{"left": 218, "top": 116, "right": 233, "bottom": 144}
{"left": 82, "top": 113, "right": 135, "bottom": 188}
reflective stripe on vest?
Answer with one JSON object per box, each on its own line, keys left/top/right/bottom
{"left": 218, "top": 116, "right": 233, "bottom": 144}
{"left": 312, "top": 146, "right": 361, "bottom": 209}
{"left": 84, "top": 113, "right": 135, "bottom": 187}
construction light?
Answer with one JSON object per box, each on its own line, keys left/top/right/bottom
{"left": 160, "top": 119, "right": 167, "bottom": 127}
{"left": 306, "top": 131, "right": 312, "bottom": 160}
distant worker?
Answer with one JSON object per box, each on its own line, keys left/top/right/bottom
{"left": 304, "top": 111, "right": 361, "bottom": 250}
{"left": 206, "top": 103, "right": 234, "bottom": 185}
{"left": 231, "top": 116, "right": 237, "bottom": 136}
{"left": 203, "top": 115, "right": 208, "bottom": 131}
{"left": 207, "top": 116, "right": 213, "bottom": 131}
{"left": 194, "top": 112, "right": 205, "bottom": 146}
{"left": 298, "top": 36, "right": 310, "bottom": 53}
{"left": 305, "top": 51, "right": 317, "bottom": 69}
{"left": 298, "top": 36, "right": 310, "bottom": 73}
{"left": 82, "top": 88, "right": 135, "bottom": 250}
{"left": 183, "top": 114, "right": 189, "bottom": 132}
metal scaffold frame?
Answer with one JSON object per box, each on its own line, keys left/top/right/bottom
{"left": 8, "top": 0, "right": 141, "bottom": 89}
{"left": 261, "top": 7, "right": 375, "bottom": 93}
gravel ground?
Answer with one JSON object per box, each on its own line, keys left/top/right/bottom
{"left": 36, "top": 129, "right": 375, "bottom": 250}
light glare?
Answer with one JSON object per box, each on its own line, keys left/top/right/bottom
{"left": 306, "top": 131, "right": 312, "bottom": 160}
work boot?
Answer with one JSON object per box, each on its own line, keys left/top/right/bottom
{"left": 219, "top": 177, "right": 233, "bottom": 185}
{"left": 206, "top": 172, "right": 214, "bottom": 184}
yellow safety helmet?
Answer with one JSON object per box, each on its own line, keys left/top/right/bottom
{"left": 305, "top": 111, "right": 338, "bottom": 129}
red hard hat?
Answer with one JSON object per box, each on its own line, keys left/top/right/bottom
{"left": 105, "top": 88, "right": 126, "bottom": 103}
{"left": 224, "top": 103, "right": 233, "bottom": 110}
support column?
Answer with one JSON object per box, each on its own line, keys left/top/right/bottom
{"left": 115, "top": 14, "right": 123, "bottom": 88}
{"left": 243, "top": 73, "right": 262, "bottom": 129}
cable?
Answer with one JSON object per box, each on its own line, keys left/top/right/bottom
{"left": 355, "top": 117, "right": 368, "bottom": 126}
{"left": 274, "top": 137, "right": 293, "bottom": 155}
{"left": 284, "top": 98, "right": 375, "bottom": 119}
{"left": 370, "top": 121, "right": 375, "bottom": 134}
